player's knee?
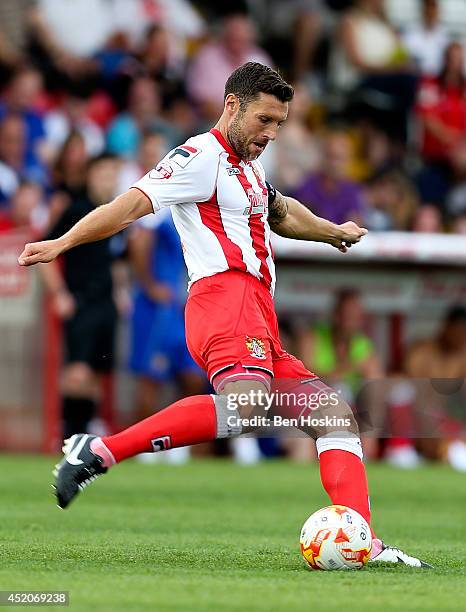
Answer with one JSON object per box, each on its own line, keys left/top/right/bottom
{"left": 313, "top": 396, "right": 360, "bottom": 438}
{"left": 61, "top": 362, "right": 95, "bottom": 396}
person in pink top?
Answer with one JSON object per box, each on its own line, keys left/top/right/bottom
{"left": 187, "top": 14, "right": 272, "bottom": 121}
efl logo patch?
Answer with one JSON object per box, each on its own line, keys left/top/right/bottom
{"left": 151, "top": 436, "right": 172, "bottom": 452}
{"left": 169, "top": 145, "right": 201, "bottom": 168}
{"left": 245, "top": 336, "right": 266, "bottom": 360}
{"left": 149, "top": 161, "right": 173, "bottom": 180}
{"left": 227, "top": 166, "right": 241, "bottom": 176}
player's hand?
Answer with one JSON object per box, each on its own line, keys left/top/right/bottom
{"left": 18, "top": 239, "right": 64, "bottom": 266}
{"left": 52, "top": 288, "right": 76, "bottom": 320}
{"left": 330, "top": 222, "right": 368, "bottom": 253}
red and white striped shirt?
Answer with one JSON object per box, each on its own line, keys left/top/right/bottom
{"left": 132, "top": 128, "right": 276, "bottom": 293}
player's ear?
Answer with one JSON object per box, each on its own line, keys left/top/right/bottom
{"left": 225, "top": 93, "right": 239, "bottom": 115}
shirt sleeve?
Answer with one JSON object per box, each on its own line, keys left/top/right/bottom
{"left": 131, "top": 142, "right": 219, "bottom": 212}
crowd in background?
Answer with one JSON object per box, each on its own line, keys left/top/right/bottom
{"left": 1, "top": 0, "right": 466, "bottom": 235}
{"left": 0, "top": 0, "right": 465, "bottom": 468}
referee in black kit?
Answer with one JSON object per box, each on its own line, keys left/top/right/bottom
{"left": 41, "top": 153, "right": 121, "bottom": 438}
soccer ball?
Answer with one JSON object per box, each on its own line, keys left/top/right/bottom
{"left": 299, "top": 505, "right": 372, "bottom": 570}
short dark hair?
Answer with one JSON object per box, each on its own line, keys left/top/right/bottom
{"left": 224, "top": 62, "right": 294, "bottom": 107}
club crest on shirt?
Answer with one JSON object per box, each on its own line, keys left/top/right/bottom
{"left": 243, "top": 188, "right": 268, "bottom": 216}
{"left": 245, "top": 336, "right": 266, "bottom": 360}
{"left": 149, "top": 161, "right": 173, "bottom": 180}
{"left": 169, "top": 145, "right": 201, "bottom": 167}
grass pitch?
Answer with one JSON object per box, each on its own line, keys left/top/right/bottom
{"left": 0, "top": 455, "right": 465, "bottom": 611}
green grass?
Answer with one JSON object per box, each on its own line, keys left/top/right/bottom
{"left": 0, "top": 456, "right": 465, "bottom": 611}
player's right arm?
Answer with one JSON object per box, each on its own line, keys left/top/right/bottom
{"left": 18, "top": 189, "right": 152, "bottom": 266}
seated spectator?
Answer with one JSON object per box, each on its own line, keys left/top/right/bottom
{"left": 117, "top": 130, "right": 169, "bottom": 194}
{"left": 111, "top": 0, "right": 205, "bottom": 52}
{"left": 412, "top": 204, "right": 443, "bottom": 233}
{"left": 0, "top": 113, "right": 48, "bottom": 188}
{"left": 416, "top": 41, "right": 466, "bottom": 166}
{"left": 187, "top": 13, "right": 272, "bottom": 121}
{"left": 0, "top": 66, "right": 47, "bottom": 169}
{"left": 445, "top": 139, "right": 466, "bottom": 222}
{"left": 275, "top": 83, "right": 320, "bottom": 192}
{"left": 136, "top": 24, "right": 181, "bottom": 83}
{"left": 44, "top": 93, "right": 105, "bottom": 160}
{"left": 364, "top": 169, "right": 419, "bottom": 231}
{"left": 402, "top": 0, "right": 450, "bottom": 76}
{"left": 28, "top": 0, "right": 110, "bottom": 89}
{"left": 330, "top": 0, "right": 417, "bottom": 143}
{"left": 394, "top": 307, "right": 466, "bottom": 472}
{"left": 106, "top": 76, "right": 177, "bottom": 158}
{"left": 292, "top": 129, "right": 365, "bottom": 224}
{"left": 451, "top": 213, "right": 466, "bottom": 234}
{"left": 297, "top": 289, "right": 385, "bottom": 459}
{"left": 248, "top": 0, "right": 323, "bottom": 80}
{"left": 0, "top": 179, "right": 49, "bottom": 235}
{"left": 11, "top": 181, "right": 49, "bottom": 235}
{"left": 0, "top": 159, "right": 19, "bottom": 206}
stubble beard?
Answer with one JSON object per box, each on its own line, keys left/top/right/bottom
{"left": 228, "top": 112, "right": 256, "bottom": 161}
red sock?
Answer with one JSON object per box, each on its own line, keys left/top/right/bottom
{"left": 101, "top": 395, "right": 217, "bottom": 463}
{"left": 319, "top": 449, "right": 376, "bottom": 537}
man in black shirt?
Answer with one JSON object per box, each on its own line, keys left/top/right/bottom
{"left": 42, "top": 154, "right": 119, "bottom": 437}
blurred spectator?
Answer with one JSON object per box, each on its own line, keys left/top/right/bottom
{"left": 187, "top": 13, "right": 272, "bottom": 121}
{"left": 445, "top": 139, "right": 466, "bottom": 222}
{"left": 10, "top": 180, "right": 48, "bottom": 234}
{"left": 412, "top": 204, "right": 443, "bottom": 233}
{"left": 364, "top": 169, "right": 419, "bottom": 231}
{"left": 292, "top": 129, "right": 365, "bottom": 224}
{"left": 275, "top": 83, "right": 320, "bottom": 192}
{"left": 0, "top": 114, "right": 24, "bottom": 181}
{"left": 163, "top": 93, "right": 199, "bottom": 145}
{"left": 106, "top": 76, "right": 177, "bottom": 158}
{"left": 31, "top": 0, "right": 113, "bottom": 58}
{"left": 28, "top": 1, "right": 102, "bottom": 92}
{"left": 41, "top": 154, "right": 120, "bottom": 438}
{"left": 451, "top": 213, "right": 466, "bottom": 234}
{"left": 0, "top": 180, "right": 47, "bottom": 234}
{"left": 248, "top": 0, "right": 323, "bottom": 80}
{"left": 112, "top": 0, "right": 205, "bottom": 56}
{"left": 117, "top": 130, "right": 169, "bottom": 195}
{"left": 134, "top": 25, "right": 192, "bottom": 118}
{"left": 402, "top": 0, "right": 450, "bottom": 76}
{"left": 297, "top": 289, "right": 385, "bottom": 459}
{"left": 0, "top": 113, "right": 47, "bottom": 187}
{"left": 395, "top": 307, "right": 466, "bottom": 472}
{"left": 330, "top": 0, "right": 417, "bottom": 143}
{"left": 0, "top": 0, "right": 35, "bottom": 78}
{"left": 416, "top": 41, "right": 466, "bottom": 166}
{"left": 44, "top": 94, "right": 106, "bottom": 160}
{"left": 0, "top": 66, "right": 47, "bottom": 170}
{"left": 137, "top": 25, "right": 181, "bottom": 84}
{"left": 51, "top": 131, "right": 89, "bottom": 209}
{"left": 127, "top": 210, "right": 205, "bottom": 464}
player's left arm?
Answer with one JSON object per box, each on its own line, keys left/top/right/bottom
{"left": 268, "top": 188, "right": 367, "bottom": 253}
